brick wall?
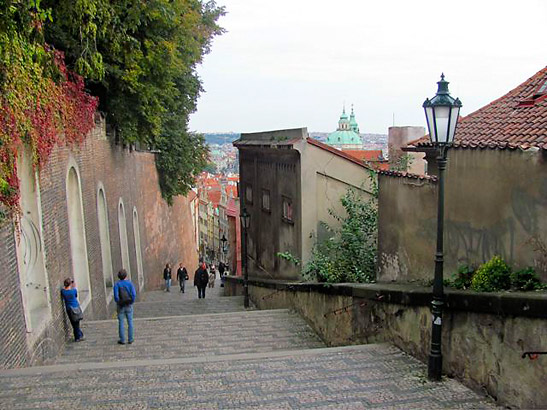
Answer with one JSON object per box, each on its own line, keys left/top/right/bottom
{"left": 0, "top": 119, "right": 198, "bottom": 369}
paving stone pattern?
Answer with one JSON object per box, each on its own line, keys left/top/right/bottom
{"left": 0, "top": 287, "right": 497, "bottom": 409}
{"left": 0, "top": 345, "right": 495, "bottom": 409}
{"left": 133, "top": 286, "right": 248, "bottom": 318}
{"left": 56, "top": 310, "right": 324, "bottom": 364}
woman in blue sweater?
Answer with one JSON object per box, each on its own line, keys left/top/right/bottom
{"left": 60, "top": 278, "right": 85, "bottom": 342}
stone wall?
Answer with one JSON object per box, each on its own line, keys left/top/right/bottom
{"left": 225, "top": 277, "right": 547, "bottom": 409}
{"left": 0, "top": 119, "right": 198, "bottom": 369}
{"left": 378, "top": 148, "right": 547, "bottom": 282}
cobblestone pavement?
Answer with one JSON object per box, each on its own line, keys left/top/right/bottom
{"left": 0, "top": 344, "right": 495, "bottom": 409}
{"left": 133, "top": 285, "right": 248, "bottom": 318}
{"left": 0, "top": 287, "right": 497, "bottom": 408}
{"left": 57, "top": 310, "right": 324, "bottom": 364}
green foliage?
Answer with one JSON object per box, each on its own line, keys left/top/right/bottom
{"left": 471, "top": 256, "right": 511, "bottom": 292}
{"left": 42, "top": 0, "right": 225, "bottom": 201}
{"left": 510, "top": 267, "right": 543, "bottom": 291}
{"left": 0, "top": 1, "right": 97, "bottom": 215}
{"left": 155, "top": 124, "right": 208, "bottom": 204}
{"left": 303, "top": 172, "right": 378, "bottom": 284}
{"left": 277, "top": 251, "right": 300, "bottom": 266}
{"left": 450, "top": 265, "right": 475, "bottom": 290}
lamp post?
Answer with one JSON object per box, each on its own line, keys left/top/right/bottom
{"left": 240, "top": 207, "right": 251, "bottom": 308}
{"left": 221, "top": 234, "right": 227, "bottom": 262}
{"left": 423, "top": 73, "right": 462, "bottom": 381}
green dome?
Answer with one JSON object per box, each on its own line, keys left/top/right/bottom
{"left": 326, "top": 130, "right": 361, "bottom": 145}
{"left": 325, "top": 105, "right": 361, "bottom": 147}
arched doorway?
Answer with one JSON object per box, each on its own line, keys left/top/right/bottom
{"left": 132, "top": 207, "right": 144, "bottom": 291}
{"left": 66, "top": 164, "right": 92, "bottom": 309}
{"left": 118, "top": 199, "right": 131, "bottom": 279}
{"left": 97, "top": 185, "right": 114, "bottom": 300}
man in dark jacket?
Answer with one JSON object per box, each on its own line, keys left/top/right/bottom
{"left": 194, "top": 261, "right": 209, "bottom": 299}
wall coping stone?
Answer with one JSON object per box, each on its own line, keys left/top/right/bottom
{"left": 224, "top": 276, "right": 547, "bottom": 319}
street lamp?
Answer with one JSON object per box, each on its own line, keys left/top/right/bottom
{"left": 423, "top": 73, "right": 462, "bottom": 381}
{"left": 220, "top": 234, "right": 228, "bottom": 254}
{"left": 240, "top": 207, "right": 251, "bottom": 308}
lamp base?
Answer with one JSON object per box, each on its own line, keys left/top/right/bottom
{"left": 428, "top": 354, "right": 442, "bottom": 381}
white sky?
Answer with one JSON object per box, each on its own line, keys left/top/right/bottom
{"left": 189, "top": 0, "right": 547, "bottom": 134}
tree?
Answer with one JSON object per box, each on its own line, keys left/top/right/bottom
{"left": 43, "top": 0, "right": 225, "bottom": 201}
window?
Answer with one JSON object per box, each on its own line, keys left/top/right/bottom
{"left": 262, "top": 189, "right": 270, "bottom": 212}
{"left": 282, "top": 196, "right": 293, "bottom": 222}
{"left": 245, "top": 184, "right": 253, "bottom": 204}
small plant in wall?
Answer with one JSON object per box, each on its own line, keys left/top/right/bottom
{"left": 277, "top": 251, "right": 300, "bottom": 266}
{"left": 470, "top": 256, "right": 512, "bottom": 292}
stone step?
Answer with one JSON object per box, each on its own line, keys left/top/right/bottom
{"left": 0, "top": 344, "right": 495, "bottom": 409}
{"left": 132, "top": 296, "right": 249, "bottom": 318}
{"left": 56, "top": 309, "right": 324, "bottom": 365}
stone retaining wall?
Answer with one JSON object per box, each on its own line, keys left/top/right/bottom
{"left": 225, "top": 276, "right": 547, "bottom": 409}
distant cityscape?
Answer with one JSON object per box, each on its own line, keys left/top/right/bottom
{"left": 204, "top": 131, "right": 388, "bottom": 175}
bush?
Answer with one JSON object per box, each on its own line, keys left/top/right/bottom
{"left": 451, "top": 265, "right": 475, "bottom": 289}
{"left": 471, "top": 256, "right": 511, "bottom": 292}
{"left": 303, "top": 173, "right": 377, "bottom": 284}
{"left": 510, "top": 267, "right": 542, "bottom": 291}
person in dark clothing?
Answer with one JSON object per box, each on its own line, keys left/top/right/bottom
{"left": 61, "top": 278, "right": 85, "bottom": 342}
{"left": 219, "top": 261, "right": 227, "bottom": 287}
{"left": 177, "top": 263, "right": 188, "bottom": 293}
{"left": 163, "top": 263, "right": 172, "bottom": 292}
{"left": 194, "top": 261, "right": 209, "bottom": 299}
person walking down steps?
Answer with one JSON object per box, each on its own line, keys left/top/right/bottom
{"left": 163, "top": 263, "right": 172, "bottom": 292}
{"left": 114, "top": 269, "right": 136, "bottom": 345}
{"left": 194, "top": 260, "right": 209, "bottom": 299}
{"left": 177, "top": 263, "right": 188, "bottom": 293}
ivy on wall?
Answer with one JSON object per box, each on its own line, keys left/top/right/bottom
{"left": 0, "top": 2, "right": 97, "bottom": 216}
{"left": 0, "top": 0, "right": 224, "bottom": 214}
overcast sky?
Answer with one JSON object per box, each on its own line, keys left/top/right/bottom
{"left": 189, "top": 0, "right": 547, "bottom": 135}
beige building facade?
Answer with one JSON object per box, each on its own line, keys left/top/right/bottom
{"left": 235, "top": 128, "right": 375, "bottom": 280}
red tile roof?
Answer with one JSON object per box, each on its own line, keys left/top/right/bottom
{"left": 207, "top": 191, "right": 221, "bottom": 207}
{"left": 342, "top": 150, "right": 384, "bottom": 162}
{"left": 306, "top": 138, "right": 372, "bottom": 170}
{"left": 378, "top": 169, "right": 437, "bottom": 182}
{"left": 226, "top": 185, "right": 238, "bottom": 199}
{"left": 409, "top": 67, "right": 547, "bottom": 150}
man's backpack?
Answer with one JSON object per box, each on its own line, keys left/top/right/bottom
{"left": 118, "top": 286, "right": 132, "bottom": 306}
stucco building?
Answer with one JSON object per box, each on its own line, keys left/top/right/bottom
{"left": 234, "top": 128, "right": 375, "bottom": 280}
{"left": 378, "top": 67, "right": 547, "bottom": 282}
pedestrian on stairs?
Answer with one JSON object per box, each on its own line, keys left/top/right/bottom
{"left": 114, "top": 269, "right": 136, "bottom": 345}
{"left": 208, "top": 263, "right": 216, "bottom": 288}
{"left": 177, "top": 263, "right": 188, "bottom": 293}
{"left": 194, "top": 260, "right": 209, "bottom": 299}
{"left": 163, "top": 263, "right": 172, "bottom": 292}
{"left": 61, "top": 278, "right": 85, "bottom": 342}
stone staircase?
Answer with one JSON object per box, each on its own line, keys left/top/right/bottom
{"left": 0, "top": 287, "right": 496, "bottom": 409}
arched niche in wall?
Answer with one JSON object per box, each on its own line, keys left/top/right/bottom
{"left": 15, "top": 148, "right": 52, "bottom": 334}
{"left": 97, "top": 184, "right": 114, "bottom": 301}
{"left": 66, "top": 160, "right": 92, "bottom": 310}
{"left": 118, "top": 199, "right": 131, "bottom": 279}
{"left": 132, "top": 207, "right": 144, "bottom": 291}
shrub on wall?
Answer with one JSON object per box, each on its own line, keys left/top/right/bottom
{"left": 450, "top": 265, "right": 475, "bottom": 290}
{"left": 510, "top": 267, "right": 543, "bottom": 291}
{"left": 470, "top": 256, "right": 511, "bottom": 292}
{"left": 303, "top": 172, "right": 378, "bottom": 284}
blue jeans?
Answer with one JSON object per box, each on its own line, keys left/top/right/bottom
{"left": 117, "top": 305, "right": 134, "bottom": 343}
{"left": 165, "top": 279, "right": 171, "bottom": 291}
